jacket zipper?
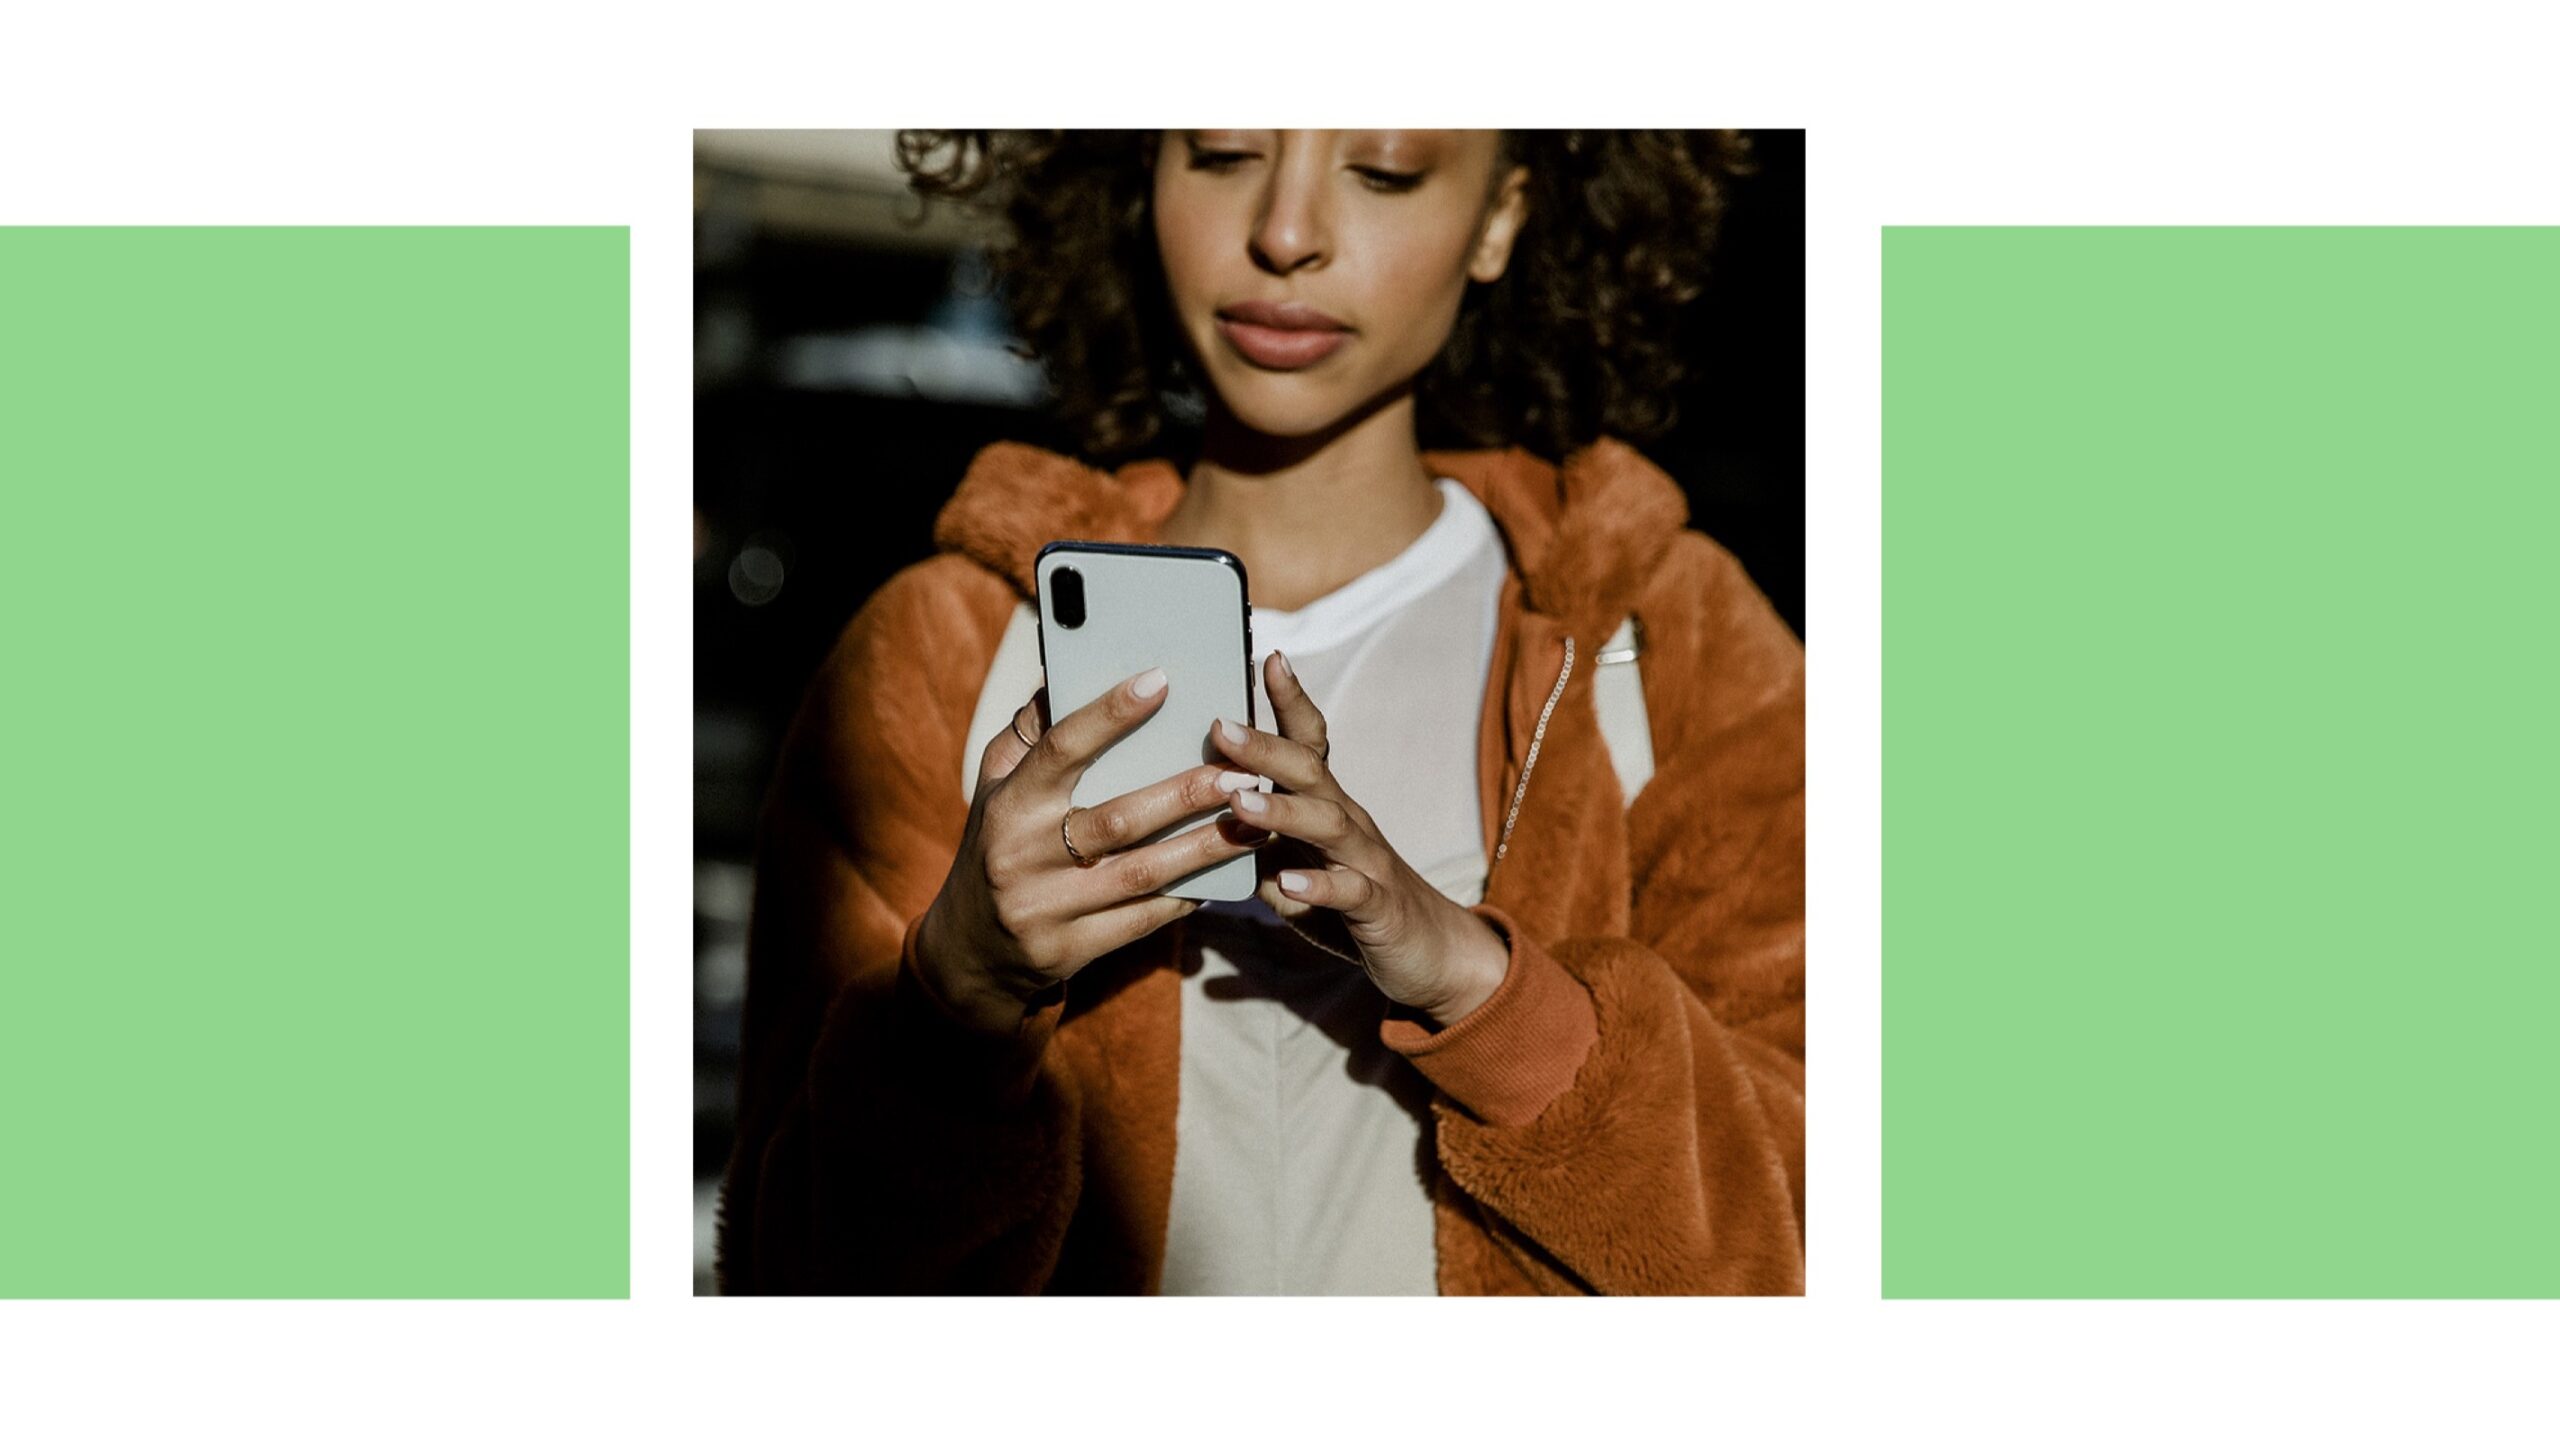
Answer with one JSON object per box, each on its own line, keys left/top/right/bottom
{"left": 1490, "top": 633, "right": 1575, "bottom": 879}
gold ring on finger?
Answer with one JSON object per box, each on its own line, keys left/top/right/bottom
{"left": 1061, "top": 805, "right": 1098, "bottom": 867}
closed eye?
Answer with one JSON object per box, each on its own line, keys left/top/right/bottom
{"left": 1354, "top": 168, "right": 1423, "bottom": 194}
{"left": 1186, "top": 151, "right": 1422, "bottom": 194}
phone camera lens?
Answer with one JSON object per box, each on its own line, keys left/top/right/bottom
{"left": 1050, "top": 566, "right": 1086, "bottom": 629}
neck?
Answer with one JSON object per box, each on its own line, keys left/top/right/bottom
{"left": 1156, "top": 390, "right": 1445, "bottom": 613}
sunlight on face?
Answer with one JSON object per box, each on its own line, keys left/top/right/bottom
{"left": 1151, "top": 130, "right": 1527, "bottom": 441}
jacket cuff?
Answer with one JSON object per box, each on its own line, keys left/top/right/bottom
{"left": 1376, "top": 903, "right": 1598, "bottom": 1128}
{"left": 888, "top": 910, "right": 1066, "bottom": 1109}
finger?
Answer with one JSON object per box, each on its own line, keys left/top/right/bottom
{"left": 1209, "top": 715, "right": 1337, "bottom": 799}
{"left": 1215, "top": 809, "right": 1277, "bottom": 849}
{"left": 1251, "top": 832, "right": 1321, "bottom": 912}
{"left": 1254, "top": 872, "right": 1317, "bottom": 920}
{"left": 1259, "top": 650, "right": 1331, "bottom": 764}
{"left": 1058, "top": 892, "right": 1204, "bottom": 963}
{"left": 1224, "top": 784, "right": 1366, "bottom": 859}
{"left": 1016, "top": 666, "right": 1170, "bottom": 799}
{"left": 975, "top": 686, "right": 1051, "bottom": 801}
{"left": 1066, "top": 763, "right": 1270, "bottom": 862}
{"left": 1271, "top": 863, "right": 1382, "bottom": 920}
{"left": 1085, "top": 809, "right": 1271, "bottom": 904}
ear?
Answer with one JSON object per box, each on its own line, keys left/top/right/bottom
{"left": 1466, "top": 163, "right": 1532, "bottom": 285}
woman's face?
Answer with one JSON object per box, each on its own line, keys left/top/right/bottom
{"left": 1151, "top": 129, "right": 1529, "bottom": 441}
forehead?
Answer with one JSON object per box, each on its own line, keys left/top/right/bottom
{"left": 1174, "top": 128, "right": 1497, "bottom": 153}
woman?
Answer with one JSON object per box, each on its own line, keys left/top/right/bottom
{"left": 719, "top": 130, "right": 1804, "bottom": 1294}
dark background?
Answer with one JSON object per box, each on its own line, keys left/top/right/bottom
{"left": 690, "top": 128, "right": 1803, "bottom": 1291}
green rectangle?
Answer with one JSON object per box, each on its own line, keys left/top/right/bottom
{"left": 0, "top": 228, "right": 628, "bottom": 1297}
{"left": 1885, "top": 227, "right": 2560, "bottom": 1298}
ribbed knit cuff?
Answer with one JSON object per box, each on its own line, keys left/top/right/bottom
{"left": 1377, "top": 903, "right": 1598, "bottom": 1128}
{"left": 889, "top": 910, "right": 1066, "bottom": 1109}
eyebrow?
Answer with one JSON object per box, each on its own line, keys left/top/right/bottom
{"left": 1353, "top": 131, "right": 1437, "bottom": 162}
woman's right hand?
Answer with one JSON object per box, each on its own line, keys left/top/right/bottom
{"left": 911, "top": 665, "right": 1268, "bottom": 1038}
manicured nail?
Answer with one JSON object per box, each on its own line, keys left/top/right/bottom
{"left": 1230, "top": 786, "right": 1267, "bottom": 814}
{"left": 1279, "top": 871, "right": 1309, "bottom": 895}
{"left": 1214, "top": 770, "right": 1267, "bottom": 793}
{"left": 1218, "top": 718, "right": 1247, "bottom": 746}
{"left": 1131, "top": 666, "right": 1167, "bottom": 698}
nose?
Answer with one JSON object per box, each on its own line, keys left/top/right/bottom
{"left": 1247, "top": 133, "right": 1331, "bottom": 276}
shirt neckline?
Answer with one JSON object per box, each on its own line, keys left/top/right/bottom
{"left": 1249, "top": 478, "right": 1497, "bottom": 657}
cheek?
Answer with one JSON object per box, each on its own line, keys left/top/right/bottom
{"left": 1152, "top": 214, "right": 1200, "bottom": 303}
{"left": 1151, "top": 191, "right": 1220, "bottom": 309}
{"left": 1362, "top": 224, "right": 1480, "bottom": 359}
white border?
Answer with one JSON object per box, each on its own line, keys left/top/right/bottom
{"left": 4, "top": 1, "right": 2558, "bottom": 1433}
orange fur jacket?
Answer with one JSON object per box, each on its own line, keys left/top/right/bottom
{"left": 718, "top": 435, "right": 1805, "bottom": 1294}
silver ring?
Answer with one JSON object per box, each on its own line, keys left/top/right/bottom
{"left": 1061, "top": 806, "right": 1097, "bottom": 867}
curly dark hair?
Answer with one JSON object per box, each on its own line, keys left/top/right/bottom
{"left": 892, "top": 129, "right": 1756, "bottom": 463}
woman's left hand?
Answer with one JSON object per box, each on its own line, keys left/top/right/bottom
{"left": 1210, "top": 650, "right": 1511, "bottom": 1029}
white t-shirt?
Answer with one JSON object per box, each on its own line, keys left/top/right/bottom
{"left": 1156, "top": 477, "right": 1508, "bottom": 1295}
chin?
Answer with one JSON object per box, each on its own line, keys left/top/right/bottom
{"left": 1205, "top": 370, "right": 1362, "bottom": 440}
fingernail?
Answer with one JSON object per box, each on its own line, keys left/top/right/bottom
{"left": 1131, "top": 666, "right": 1167, "bottom": 698}
{"left": 1230, "top": 786, "right": 1267, "bottom": 814}
{"left": 1279, "top": 871, "right": 1309, "bottom": 895}
{"left": 1217, "top": 718, "right": 1246, "bottom": 746}
{"left": 1214, "top": 770, "right": 1266, "bottom": 793}
{"left": 1277, "top": 650, "right": 1295, "bottom": 681}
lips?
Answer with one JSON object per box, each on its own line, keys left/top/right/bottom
{"left": 1219, "top": 299, "right": 1347, "bottom": 331}
{"left": 1215, "top": 300, "right": 1351, "bottom": 370}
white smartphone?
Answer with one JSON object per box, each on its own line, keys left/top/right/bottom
{"left": 1035, "top": 539, "right": 1259, "bottom": 903}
